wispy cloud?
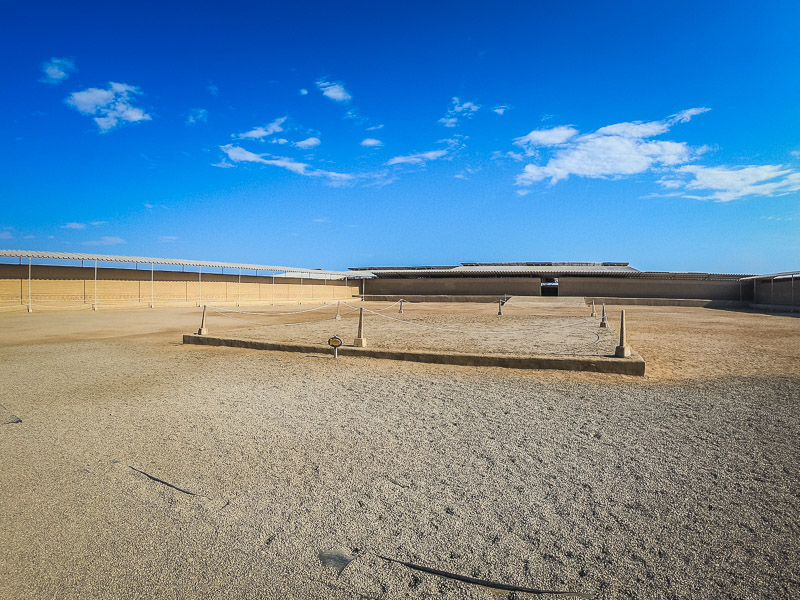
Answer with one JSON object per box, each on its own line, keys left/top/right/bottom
{"left": 361, "top": 138, "right": 383, "bottom": 147}
{"left": 515, "top": 108, "right": 710, "bottom": 186}
{"left": 0, "top": 231, "right": 12, "bottom": 240}
{"left": 89, "top": 221, "right": 107, "bottom": 226}
{"left": 386, "top": 149, "right": 448, "bottom": 166}
{"left": 83, "top": 236, "right": 125, "bottom": 246}
{"left": 316, "top": 80, "right": 351, "bottom": 103}
{"left": 294, "top": 137, "right": 321, "bottom": 149}
{"left": 66, "top": 82, "right": 152, "bottom": 132}
{"left": 41, "top": 57, "right": 76, "bottom": 84}
{"left": 438, "top": 97, "right": 480, "bottom": 127}
{"left": 660, "top": 164, "right": 800, "bottom": 202}
{"left": 513, "top": 126, "right": 579, "bottom": 155}
{"left": 186, "top": 108, "right": 208, "bottom": 125}
{"left": 220, "top": 144, "right": 353, "bottom": 184}
{"left": 207, "top": 83, "right": 219, "bottom": 96}
{"left": 234, "top": 116, "right": 287, "bottom": 140}
{"left": 62, "top": 222, "right": 86, "bottom": 229}
{"left": 158, "top": 235, "right": 178, "bottom": 242}
{"left": 312, "top": 217, "right": 329, "bottom": 223}
{"left": 493, "top": 105, "right": 510, "bottom": 115}
{"left": 299, "top": 88, "right": 308, "bottom": 96}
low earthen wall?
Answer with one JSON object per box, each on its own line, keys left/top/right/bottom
{"left": 364, "top": 277, "right": 542, "bottom": 297}
{"left": 0, "top": 264, "right": 359, "bottom": 307}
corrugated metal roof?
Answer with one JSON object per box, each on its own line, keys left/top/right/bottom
{"left": 356, "top": 267, "right": 752, "bottom": 280}
{"left": 357, "top": 265, "right": 640, "bottom": 276}
{"left": 739, "top": 271, "right": 800, "bottom": 281}
{"left": 0, "top": 249, "right": 372, "bottom": 278}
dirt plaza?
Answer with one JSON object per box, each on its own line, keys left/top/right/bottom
{"left": 1, "top": 302, "right": 798, "bottom": 599}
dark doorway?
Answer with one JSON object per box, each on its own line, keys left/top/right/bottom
{"left": 541, "top": 278, "right": 559, "bottom": 296}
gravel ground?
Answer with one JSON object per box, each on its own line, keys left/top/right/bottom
{"left": 0, "top": 304, "right": 798, "bottom": 599}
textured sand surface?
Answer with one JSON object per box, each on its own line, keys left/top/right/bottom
{"left": 0, "top": 304, "right": 798, "bottom": 599}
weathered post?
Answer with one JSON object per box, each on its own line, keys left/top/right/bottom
{"left": 353, "top": 307, "right": 367, "bottom": 347}
{"left": 599, "top": 303, "right": 608, "bottom": 328}
{"left": 590, "top": 300, "right": 597, "bottom": 317}
{"left": 197, "top": 305, "right": 208, "bottom": 335}
{"left": 27, "top": 257, "right": 32, "bottom": 313}
{"left": 614, "top": 310, "right": 631, "bottom": 358}
{"left": 399, "top": 299, "right": 404, "bottom": 314}
{"left": 497, "top": 301, "right": 503, "bottom": 316}
{"left": 92, "top": 259, "right": 98, "bottom": 311}
{"left": 335, "top": 301, "right": 342, "bottom": 320}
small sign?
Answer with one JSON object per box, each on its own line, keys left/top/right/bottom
{"left": 328, "top": 335, "right": 343, "bottom": 359}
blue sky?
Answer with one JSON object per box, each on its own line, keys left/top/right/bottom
{"left": 2, "top": 1, "right": 799, "bottom": 273}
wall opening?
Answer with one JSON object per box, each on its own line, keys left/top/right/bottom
{"left": 541, "top": 278, "right": 559, "bottom": 296}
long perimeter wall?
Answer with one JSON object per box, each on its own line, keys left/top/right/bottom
{"left": 364, "top": 276, "right": 747, "bottom": 301}
{"left": 0, "top": 264, "right": 360, "bottom": 307}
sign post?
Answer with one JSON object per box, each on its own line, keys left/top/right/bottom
{"left": 328, "top": 335, "right": 343, "bottom": 359}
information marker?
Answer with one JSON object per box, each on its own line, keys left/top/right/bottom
{"left": 328, "top": 335, "right": 343, "bottom": 358}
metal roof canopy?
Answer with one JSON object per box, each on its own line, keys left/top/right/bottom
{"left": 356, "top": 267, "right": 751, "bottom": 279}
{"left": 0, "top": 250, "right": 373, "bottom": 279}
{"left": 739, "top": 271, "right": 800, "bottom": 281}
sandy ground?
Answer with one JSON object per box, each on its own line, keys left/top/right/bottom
{"left": 0, "top": 302, "right": 798, "bottom": 599}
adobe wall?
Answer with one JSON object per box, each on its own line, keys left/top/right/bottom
{"left": 754, "top": 277, "right": 798, "bottom": 307}
{"left": 0, "top": 264, "right": 359, "bottom": 306}
{"left": 364, "top": 277, "right": 542, "bottom": 297}
{"left": 557, "top": 277, "right": 743, "bottom": 300}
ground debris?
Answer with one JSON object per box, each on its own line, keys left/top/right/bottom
{"left": 1, "top": 403, "right": 22, "bottom": 425}
{"left": 318, "top": 547, "right": 359, "bottom": 575}
{"left": 129, "top": 466, "right": 196, "bottom": 496}
{"left": 377, "top": 554, "right": 593, "bottom": 598}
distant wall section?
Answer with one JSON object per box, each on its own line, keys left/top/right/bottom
{"left": 0, "top": 264, "right": 360, "bottom": 307}
{"left": 364, "top": 277, "right": 542, "bottom": 297}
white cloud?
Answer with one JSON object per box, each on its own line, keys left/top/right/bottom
{"left": 40, "top": 57, "right": 76, "bottom": 84}
{"left": 89, "top": 221, "right": 107, "bottom": 226}
{"left": 493, "top": 105, "right": 510, "bottom": 115}
{"left": 271, "top": 138, "right": 288, "bottom": 145}
{"left": 83, "top": 236, "right": 125, "bottom": 246}
{"left": 515, "top": 108, "right": 710, "bottom": 186}
{"left": 62, "top": 222, "right": 86, "bottom": 229}
{"left": 515, "top": 189, "right": 531, "bottom": 196}
{"left": 220, "top": 144, "right": 353, "bottom": 184}
{"left": 438, "top": 97, "right": 481, "bottom": 127}
{"left": 312, "top": 217, "right": 329, "bottom": 223}
{"left": 186, "top": 108, "right": 208, "bottom": 125}
{"left": 294, "top": 137, "right": 321, "bottom": 149}
{"left": 366, "top": 124, "right": 384, "bottom": 131}
{"left": 65, "top": 82, "right": 152, "bottom": 132}
{"left": 386, "top": 149, "right": 448, "bottom": 166}
{"left": 159, "top": 235, "right": 178, "bottom": 242}
{"left": 207, "top": 84, "right": 219, "bottom": 96}
{"left": 0, "top": 231, "right": 12, "bottom": 239}
{"left": 361, "top": 138, "right": 383, "bottom": 147}
{"left": 664, "top": 164, "right": 800, "bottom": 202}
{"left": 316, "top": 80, "right": 351, "bottom": 103}
{"left": 234, "top": 116, "right": 287, "bottom": 140}
{"left": 513, "top": 126, "right": 579, "bottom": 154}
